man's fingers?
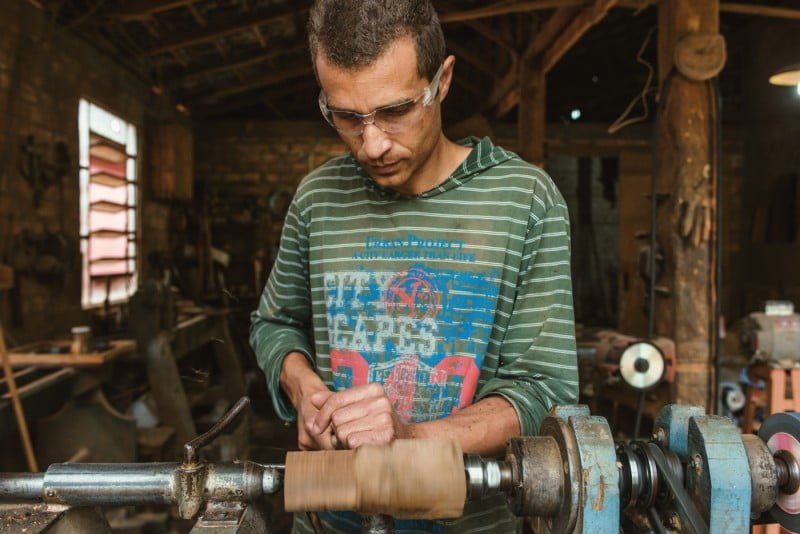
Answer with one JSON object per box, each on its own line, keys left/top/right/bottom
{"left": 312, "top": 383, "right": 384, "bottom": 433}
{"left": 343, "top": 428, "right": 394, "bottom": 449}
{"left": 308, "top": 389, "right": 333, "bottom": 408}
{"left": 333, "top": 410, "right": 394, "bottom": 448}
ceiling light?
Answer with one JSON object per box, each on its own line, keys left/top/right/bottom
{"left": 769, "top": 63, "right": 800, "bottom": 87}
{"left": 570, "top": 109, "right": 582, "bottom": 121}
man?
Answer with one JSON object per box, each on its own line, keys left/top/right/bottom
{"left": 250, "top": 0, "right": 578, "bottom": 531}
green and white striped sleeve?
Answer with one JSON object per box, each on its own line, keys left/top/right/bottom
{"left": 249, "top": 196, "right": 314, "bottom": 421}
{"left": 475, "top": 190, "right": 579, "bottom": 436}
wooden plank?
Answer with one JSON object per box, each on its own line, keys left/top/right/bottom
{"left": 446, "top": 39, "right": 500, "bottom": 79}
{"left": 438, "top": 0, "right": 583, "bottom": 24}
{"left": 194, "top": 64, "right": 313, "bottom": 103}
{"left": 107, "top": 0, "right": 199, "bottom": 21}
{"left": 144, "top": 2, "right": 311, "bottom": 55}
{"left": 618, "top": 1, "right": 800, "bottom": 21}
{"left": 0, "top": 264, "right": 13, "bottom": 291}
{"left": 542, "top": 0, "right": 618, "bottom": 73}
{"left": 171, "top": 45, "right": 306, "bottom": 85}
{"left": 8, "top": 340, "right": 136, "bottom": 368}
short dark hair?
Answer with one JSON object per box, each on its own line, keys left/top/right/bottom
{"left": 308, "top": 0, "right": 446, "bottom": 81}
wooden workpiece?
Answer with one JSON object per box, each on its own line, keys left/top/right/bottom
{"left": 284, "top": 440, "right": 466, "bottom": 519}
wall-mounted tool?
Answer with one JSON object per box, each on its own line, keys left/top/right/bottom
{"left": 18, "top": 136, "right": 70, "bottom": 208}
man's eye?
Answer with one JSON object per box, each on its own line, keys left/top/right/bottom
{"left": 334, "top": 111, "right": 362, "bottom": 123}
{"left": 380, "top": 104, "right": 413, "bottom": 116}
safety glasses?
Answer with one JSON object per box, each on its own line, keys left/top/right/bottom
{"left": 318, "top": 63, "right": 444, "bottom": 137}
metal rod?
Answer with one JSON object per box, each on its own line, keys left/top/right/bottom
{"left": 42, "top": 463, "right": 177, "bottom": 506}
{"left": 184, "top": 397, "right": 250, "bottom": 465}
{"left": 0, "top": 473, "right": 44, "bottom": 499}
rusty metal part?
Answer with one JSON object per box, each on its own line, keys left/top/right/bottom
{"left": 537, "top": 415, "right": 580, "bottom": 532}
{"left": 1, "top": 460, "right": 283, "bottom": 526}
{"left": 503, "top": 436, "right": 563, "bottom": 517}
{"left": 742, "top": 434, "right": 779, "bottom": 515}
{"left": 184, "top": 397, "right": 250, "bottom": 466}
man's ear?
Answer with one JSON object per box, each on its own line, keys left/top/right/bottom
{"left": 437, "top": 54, "right": 457, "bottom": 103}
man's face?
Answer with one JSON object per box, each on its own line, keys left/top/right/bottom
{"left": 315, "top": 36, "right": 452, "bottom": 195}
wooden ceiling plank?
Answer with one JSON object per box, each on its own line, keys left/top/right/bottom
{"left": 172, "top": 43, "right": 308, "bottom": 85}
{"left": 195, "top": 81, "right": 311, "bottom": 117}
{"left": 616, "top": 1, "right": 800, "bottom": 20}
{"left": 438, "top": 0, "right": 584, "bottom": 24}
{"left": 187, "top": 4, "right": 206, "bottom": 26}
{"left": 194, "top": 64, "right": 314, "bottom": 103}
{"left": 446, "top": 38, "right": 500, "bottom": 79}
{"left": 526, "top": 6, "right": 581, "bottom": 59}
{"left": 253, "top": 26, "right": 267, "bottom": 48}
{"left": 144, "top": 2, "right": 311, "bottom": 56}
{"left": 719, "top": 3, "right": 800, "bottom": 21}
{"left": 108, "top": 0, "right": 199, "bottom": 21}
{"left": 542, "top": 0, "right": 618, "bottom": 73}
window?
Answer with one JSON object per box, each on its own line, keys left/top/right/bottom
{"left": 78, "top": 99, "right": 138, "bottom": 308}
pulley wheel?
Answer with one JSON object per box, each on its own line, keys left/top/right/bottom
{"left": 619, "top": 341, "right": 665, "bottom": 391}
{"left": 759, "top": 412, "right": 800, "bottom": 533}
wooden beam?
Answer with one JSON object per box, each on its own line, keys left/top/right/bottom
{"left": 193, "top": 64, "right": 314, "bottom": 103}
{"left": 719, "top": 3, "right": 800, "bottom": 21}
{"left": 438, "top": 0, "right": 584, "bottom": 24}
{"left": 253, "top": 27, "right": 267, "bottom": 47}
{"left": 446, "top": 38, "right": 500, "bottom": 79}
{"left": 144, "top": 2, "right": 311, "bottom": 55}
{"left": 617, "top": 1, "right": 800, "bottom": 21}
{"left": 654, "top": 0, "right": 719, "bottom": 408}
{"left": 107, "top": 0, "right": 199, "bottom": 21}
{"left": 170, "top": 43, "right": 307, "bottom": 85}
{"left": 187, "top": 4, "right": 206, "bottom": 26}
{"left": 527, "top": 6, "right": 581, "bottom": 59}
{"left": 542, "top": 0, "right": 618, "bottom": 73}
{"left": 195, "top": 82, "right": 313, "bottom": 117}
{"left": 516, "top": 58, "right": 545, "bottom": 164}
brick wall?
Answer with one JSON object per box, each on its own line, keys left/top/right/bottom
{"left": 194, "top": 121, "right": 346, "bottom": 297}
{"left": 0, "top": 0, "right": 173, "bottom": 343}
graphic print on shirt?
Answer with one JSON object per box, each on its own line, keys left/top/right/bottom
{"left": 325, "top": 234, "right": 500, "bottom": 423}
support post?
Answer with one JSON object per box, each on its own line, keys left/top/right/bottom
{"left": 518, "top": 57, "right": 546, "bottom": 167}
{"left": 655, "top": 0, "right": 720, "bottom": 408}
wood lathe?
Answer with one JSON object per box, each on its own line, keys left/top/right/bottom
{"left": 3, "top": 398, "right": 800, "bottom": 533}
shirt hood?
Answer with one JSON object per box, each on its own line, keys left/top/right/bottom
{"left": 356, "top": 136, "right": 516, "bottom": 199}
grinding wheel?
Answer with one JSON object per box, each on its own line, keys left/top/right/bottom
{"left": 619, "top": 341, "right": 665, "bottom": 391}
{"left": 759, "top": 412, "right": 800, "bottom": 533}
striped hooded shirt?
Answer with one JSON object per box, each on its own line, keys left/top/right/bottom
{"left": 250, "top": 136, "right": 578, "bottom": 533}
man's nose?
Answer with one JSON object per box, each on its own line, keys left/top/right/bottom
{"left": 360, "top": 123, "right": 392, "bottom": 160}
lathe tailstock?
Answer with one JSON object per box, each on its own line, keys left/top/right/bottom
{"left": 2, "top": 398, "right": 800, "bottom": 533}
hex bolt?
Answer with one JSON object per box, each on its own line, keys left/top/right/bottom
{"left": 653, "top": 428, "right": 667, "bottom": 445}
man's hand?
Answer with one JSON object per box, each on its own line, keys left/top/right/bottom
{"left": 280, "top": 352, "right": 333, "bottom": 451}
{"left": 296, "top": 388, "right": 334, "bottom": 450}
{"left": 310, "top": 383, "right": 411, "bottom": 449}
